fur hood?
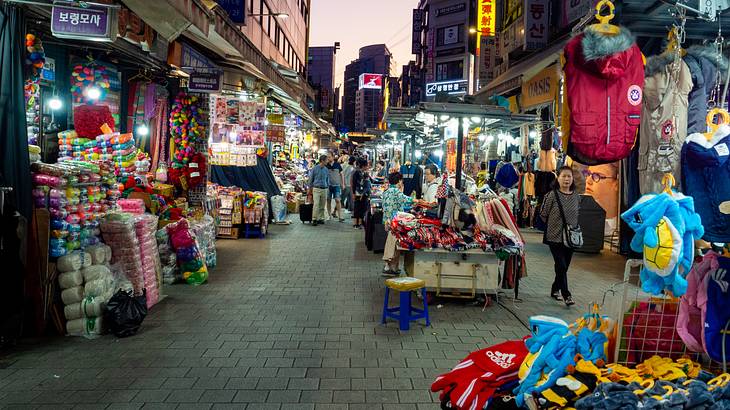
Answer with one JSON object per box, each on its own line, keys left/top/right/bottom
{"left": 581, "top": 26, "right": 635, "bottom": 62}
{"left": 645, "top": 53, "right": 681, "bottom": 77}
{"left": 685, "top": 45, "right": 729, "bottom": 73}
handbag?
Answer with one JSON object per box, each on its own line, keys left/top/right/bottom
{"left": 554, "top": 190, "right": 583, "bottom": 249}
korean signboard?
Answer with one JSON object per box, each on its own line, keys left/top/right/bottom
{"left": 477, "top": 0, "right": 496, "bottom": 37}
{"left": 188, "top": 72, "right": 222, "bottom": 93}
{"left": 359, "top": 73, "right": 383, "bottom": 90}
{"left": 412, "top": 9, "right": 424, "bottom": 54}
{"left": 425, "top": 80, "right": 468, "bottom": 97}
{"left": 436, "top": 3, "right": 466, "bottom": 16}
{"left": 51, "top": 3, "right": 117, "bottom": 41}
{"left": 216, "top": 0, "right": 246, "bottom": 24}
{"left": 478, "top": 35, "right": 497, "bottom": 89}
{"left": 520, "top": 63, "right": 559, "bottom": 108}
{"left": 524, "top": 0, "right": 549, "bottom": 50}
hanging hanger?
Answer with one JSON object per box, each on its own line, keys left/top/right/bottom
{"left": 661, "top": 173, "right": 676, "bottom": 195}
{"left": 587, "top": 0, "right": 621, "bottom": 36}
{"left": 704, "top": 108, "right": 730, "bottom": 141}
{"left": 662, "top": 27, "right": 686, "bottom": 58}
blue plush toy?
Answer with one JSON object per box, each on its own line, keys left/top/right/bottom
{"left": 621, "top": 192, "right": 704, "bottom": 297}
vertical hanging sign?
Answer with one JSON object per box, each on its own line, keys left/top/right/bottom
{"left": 476, "top": 0, "right": 496, "bottom": 55}
{"left": 412, "top": 9, "right": 424, "bottom": 55}
{"left": 524, "top": 0, "right": 549, "bottom": 50}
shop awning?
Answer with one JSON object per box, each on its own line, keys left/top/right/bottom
{"left": 475, "top": 39, "right": 567, "bottom": 100}
{"left": 383, "top": 103, "right": 538, "bottom": 133}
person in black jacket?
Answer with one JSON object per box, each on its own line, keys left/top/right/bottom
{"left": 351, "top": 158, "right": 371, "bottom": 228}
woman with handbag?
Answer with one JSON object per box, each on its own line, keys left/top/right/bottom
{"left": 540, "top": 166, "right": 582, "bottom": 306}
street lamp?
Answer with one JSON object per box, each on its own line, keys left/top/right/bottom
{"left": 469, "top": 27, "right": 477, "bottom": 34}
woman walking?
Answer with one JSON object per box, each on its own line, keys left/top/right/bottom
{"left": 540, "top": 166, "right": 580, "bottom": 306}
{"left": 352, "top": 158, "right": 371, "bottom": 229}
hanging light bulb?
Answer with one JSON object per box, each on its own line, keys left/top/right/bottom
{"left": 415, "top": 150, "right": 423, "bottom": 159}
{"left": 136, "top": 124, "right": 149, "bottom": 136}
{"left": 85, "top": 86, "right": 101, "bottom": 100}
{"left": 478, "top": 134, "right": 486, "bottom": 142}
{"left": 487, "top": 135, "right": 494, "bottom": 143}
{"left": 48, "top": 96, "right": 63, "bottom": 111}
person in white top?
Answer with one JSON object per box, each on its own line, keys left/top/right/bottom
{"left": 422, "top": 164, "right": 440, "bottom": 204}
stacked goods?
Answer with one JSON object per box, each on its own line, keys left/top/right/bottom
{"left": 190, "top": 215, "right": 217, "bottom": 268}
{"left": 57, "top": 130, "right": 94, "bottom": 162}
{"left": 216, "top": 187, "right": 243, "bottom": 238}
{"left": 166, "top": 219, "right": 208, "bottom": 285}
{"left": 95, "top": 132, "right": 137, "bottom": 179}
{"left": 31, "top": 161, "right": 120, "bottom": 257}
{"left": 57, "top": 250, "right": 114, "bottom": 337}
{"left": 243, "top": 191, "right": 268, "bottom": 225}
{"left": 100, "top": 212, "right": 144, "bottom": 295}
{"left": 156, "top": 227, "right": 178, "bottom": 285}
{"left": 28, "top": 144, "right": 41, "bottom": 163}
{"left": 133, "top": 214, "right": 162, "bottom": 308}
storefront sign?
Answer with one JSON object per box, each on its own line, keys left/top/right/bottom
{"left": 41, "top": 57, "right": 56, "bottom": 82}
{"left": 436, "top": 3, "right": 466, "bottom": 16}
{"left": 216, "top": 0, "right": 246, "bottom": 24}
{"left": 412, "top": 9, "right": 424, "bottom": 54}
{"left": 51, "top": 3, "right": 117, "bottom": 41}
{"left": 477, "top": 0, "right": 496, "bottom": 37}
{"left": 524, "top": 0, "right": 549, "bottom": 50}
{"left": 188, "top": 72, "right": 222, "bottom": 92}
{"left": 478, "top": 35, "right": 497, "bottom": 88}
{"left": 425, "top": 80, "right": 468, "bottom": 96}
{"left": 359, "top": 73, "right": 382, "bottom": 90}
{"left": 520, "top": 64, "right": 559, "bottom": 108}
{"left": 180, "top": 42, "right": 217, "bottom": 71}
{"left": 561, "top": 0, "right": 597, "bottom": 27}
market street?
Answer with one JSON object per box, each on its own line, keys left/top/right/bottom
{"left": 0, "top": 220, "right": 626, "bottom": 409}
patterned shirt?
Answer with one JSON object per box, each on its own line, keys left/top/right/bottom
{"left": 540, "top": 190, "right": 581, "bottom": 244}
{"left": 382, "top": 186, "right": 413, "bottom": 225}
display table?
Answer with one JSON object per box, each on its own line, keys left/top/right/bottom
{"left": 399, "top": 247, "right": 500, "bottom": 299}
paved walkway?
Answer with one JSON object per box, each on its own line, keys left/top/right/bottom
{"left": 0, "top": 219, "right": 627, "bottom": 409}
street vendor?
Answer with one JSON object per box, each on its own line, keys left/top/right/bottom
{"left": 422, "top": 164, "right": 440, "bottom": 204}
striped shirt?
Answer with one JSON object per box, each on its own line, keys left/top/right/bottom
{"left": 540, "top": 190, "right": 580, "bottom": 244}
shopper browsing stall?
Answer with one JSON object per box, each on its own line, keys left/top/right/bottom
{"left": 381, "top": 172, "right": 414, "bottom": 276}
{"left": 352, "top": 158, "right": 371, "bottom": 229}
{"left": 326, "top": 153, "right": 345, "bottom": 222}
{"left": 342, "top": 156, "right": 355, "bottom": 213}
{"left": 308, "top": 155, "right": 329, "bottom": 226}
{"left": 540, "top": 166, "right": 580, "bottom": 306}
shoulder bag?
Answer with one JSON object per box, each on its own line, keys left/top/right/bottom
{"left": 554, "top": 190, "right": 583, "bottom": 249}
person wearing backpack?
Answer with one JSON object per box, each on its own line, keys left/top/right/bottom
{"left": 540, "top": 166, "right": 582, "bottom": 306}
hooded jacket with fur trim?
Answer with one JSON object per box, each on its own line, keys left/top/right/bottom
{"left": 563, "top": 27, "right": 645, "bottom": 165}
{"left": 638, "top": 54, "right": 692, "bottom": 194}
{"left": 683, "top": 46, "right": 729, "bottom": 134}
{"left": 681, "top": 124, "right": 730, "bottom": 243}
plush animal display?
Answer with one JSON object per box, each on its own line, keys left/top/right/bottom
{"left": 621, "top": 192, "right": 704, "bottom": 296}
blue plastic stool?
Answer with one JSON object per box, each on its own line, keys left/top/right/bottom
{"left": 381, "top": 277, "right": 430, "bottom": 331}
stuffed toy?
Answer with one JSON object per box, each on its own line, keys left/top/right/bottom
{"left": 621, "top": 192, "right": 704, "bottom": 296}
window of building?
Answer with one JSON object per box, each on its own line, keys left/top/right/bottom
{"left": 436, "top": 24, "right": 464, "bottom": 46}
{"left": 273, "top": 21, "right": 280, "bottom": 45}
{"left": 262, "top": 3, "right": 271, "bottom": 35}
{"left": 436, "top": 60, "right": 463, "bottom": 81}
{"left": 258, "top": 0, "right": 264, "bottom": 24}
{"left": 249, "top": 0, "right": 254, "bottom": 11}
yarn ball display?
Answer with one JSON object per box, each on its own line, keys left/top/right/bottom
{"left": 70, "top": 62, "right": 111, "bottom": 104}
{"left": 25, "top": 34, "right": 45, "bottom": 80}
{"left": 73, "top": 105, "right": 114, "bottom": 138}
{"left": 169, "top": 93, "right": 205, "bottom": 180}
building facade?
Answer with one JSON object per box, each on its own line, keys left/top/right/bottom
{"left": 240, "top": 0, "right": 311, "bottom": 76}
{"left": 308, "top": 45, "right": 337, "bottom": 120}
{"left": 399, "top": 61, "right": 422, "bottom": 107}
{"left": 342, "top": 44, "right": 394, "bottom": 132}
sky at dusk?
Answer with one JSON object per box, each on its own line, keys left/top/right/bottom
{"left": 309, "top": 0, "right": 420, "bottom": 88}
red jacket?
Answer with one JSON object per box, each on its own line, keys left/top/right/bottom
{"left": 563, "top": 27, "right": 645, "bottom": 165}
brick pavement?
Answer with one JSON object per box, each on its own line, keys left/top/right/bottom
{"left": 0, "top": 220, "right": 627, "bottom": 409}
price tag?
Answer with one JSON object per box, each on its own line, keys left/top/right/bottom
{"left": 714, "top": 143, "right": 729, "bottom": 156}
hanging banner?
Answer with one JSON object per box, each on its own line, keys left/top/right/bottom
{"left": 412, "top": 9, "right": 424, "bottom": 54}
{"left": 524, "top": 0, "right": 549, "bottom": 50}
{"left": 477, "top": 0, "right": 496, "bottom": 37}
{"left": 520, "top": 63, "right": 559, "bottom": 108}
{"left": 51, "top": 3, "right": 118, "bottom": 41}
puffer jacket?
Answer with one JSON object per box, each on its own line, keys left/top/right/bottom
{"left": 638, "top": 54, "right": 692, "bottom": 194}
{"left": 683, "top": 45, "right": 729, "bottom": 134}
{"left": 681, "top": 124, "right": 730, "bottom": 242}
{"left": 563, "top": 27, "right": 645, "bottom": 165}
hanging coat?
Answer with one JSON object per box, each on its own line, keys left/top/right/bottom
{"left": 563, "top": 27, "right": 645, "bottom": 165}
{"left": 638, "top": 54, "right": 692, "bottom": 194}
{"left": 681, "top": 124, "right": 730, "bottom": 243}
{"left": 683, "top": 45, "right": 729, "bottom": 134}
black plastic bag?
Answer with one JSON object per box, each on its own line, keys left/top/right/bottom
{"left": 104, "top": 289, "right": 147, "bottom": 337}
